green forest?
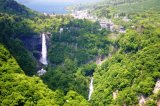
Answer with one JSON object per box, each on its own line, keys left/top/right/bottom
{"left": 0, "top": 0, "right": 160, "bottom": 106}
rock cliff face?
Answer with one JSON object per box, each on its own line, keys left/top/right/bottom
{"left": 20, "top": 35, "right": 41, "bottom": 60}
{"left": 20, "top": 34, "right": 51, "bottom": 68}
{"left": 153, "top": 79, "right": 160, "bottom": 94}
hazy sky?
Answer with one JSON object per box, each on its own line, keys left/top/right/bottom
{"left": 16, "top": 0, "right": 74, "bottom": 3}
{"left": 16, "top": 0, "right": 100, "bottom": 4}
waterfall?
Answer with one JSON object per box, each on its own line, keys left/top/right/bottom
{"left": 38, "top": 33, "right": 47, "bottom": 76}
{"left": 40, "top": 33, "right": 48, "bottom": 65}
{"left": 88, "top": 77, "right": 94, "bottom": 101}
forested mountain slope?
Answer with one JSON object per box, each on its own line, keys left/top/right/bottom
{"left": 0, "top": 0, "right": 37, "bottom": 16}
{"left": 42, "top": 16, "right": 110, "bottom": 98}
{"left": 0, "top": 44, "right": 90, "bottom": 106}
{"left": 0, "top": 3, "right": 70, "bottom": 76}
{"left": 0, "top": 0, "right": 111, "bottom": 99}
{"left": 0, "top": 1, "right": 90, "bottom": 105}
{"left": 91, "top": 11, "right": 160, "bottom": 105}
{"left": 88, "top": 0, "right": 160, "bottom": 18}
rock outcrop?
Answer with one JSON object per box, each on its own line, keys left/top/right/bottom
{"left": 138, "top": 95, "right": 146, "bottom": 106}
{"left": 153, "top": 79, "right": 160, "bottom": 94}
{"left": 20, "top": 35, "right": 42, "bottom": 60}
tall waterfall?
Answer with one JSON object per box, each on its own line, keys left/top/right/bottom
{"left": 38, "top": 33, "right": 47, "bottom": 76}
{"left": 88, "top": 77, "right": 94, "bottom": 101}
{"left": 40, "top": 33, "right": 48, "bottom": 65}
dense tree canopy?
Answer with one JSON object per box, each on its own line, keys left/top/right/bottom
{"left": 91, "top": 11, "right": 160, "bottom": 105}
{"left": 0, "top": 44, "right": 90, "bottom": 106}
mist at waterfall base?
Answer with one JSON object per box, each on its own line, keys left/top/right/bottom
{"left": 38, "top": 33, "right": 48, "bottom": 76}
{"left": 88, "top": 77, "right": 94, "bottom": 101}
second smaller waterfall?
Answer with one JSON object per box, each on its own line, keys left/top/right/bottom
{"left": 88, "top": 77, "right": 94, "bottom": 101}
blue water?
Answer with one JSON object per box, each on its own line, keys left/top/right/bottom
{"left": 16, "top": 1, "right": 73, "bottom": 14}
{"left": 15, "top": 0, "right": 100, "bottom": 14}
{"left": 26, "top": 3, "right": 72, "bottom": 14}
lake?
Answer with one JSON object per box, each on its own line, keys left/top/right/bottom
{"left": 16, "top": 0, "right": 74, "bottom": 14}
{"left": 15, "top": 0, "right": 100, "bottom": 14}
{"left": 26, "top": 3, "right": 73, "bottom": 14}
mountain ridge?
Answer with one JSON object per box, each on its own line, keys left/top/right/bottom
{"left": 0, "top": 0, "right": 38, "bottom": 17}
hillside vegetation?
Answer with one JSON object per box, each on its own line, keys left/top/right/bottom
{"left": 0, "top": 1, "right": 91, "bottom": 105}
{"left": 0, "top": 44, "right": 90, "bottom": 106}
{"left": 42, "top": 17, "right": 110, "bottom": 98}
{"left": 0, "top": 0, "right": 38, "bottom": 17}
{"left": 91, "top": 11, "right": 160, "bottom": 105}
{"left": 88, "top": 0, "right": 160, "bottom": 18}
{"left": 116, "top": 0, "right": 160, "bottom": 14}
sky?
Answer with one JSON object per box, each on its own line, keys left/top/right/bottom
{"left": 16, "top": 0, "right": 74, "bottom": 3}
{"left": 16, "top": 0, "right": 100, "bottom": 4}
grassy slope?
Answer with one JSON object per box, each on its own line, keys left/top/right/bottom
{"left": 116, "top": 0, "right": 160, "bottom": 14}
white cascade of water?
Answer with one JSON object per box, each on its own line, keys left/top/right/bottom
{"left": 88, "top": 77, "right": 94, "bottom": 101}
{"left": 38, "top": 33, "right": 47, "bottom": 76}
{"left": 40, "top": 33, "right": 48, "bottom": 65}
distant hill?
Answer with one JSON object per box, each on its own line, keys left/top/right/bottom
{"left": 0, "top": 0, "right": 38, "bottom": 16}
{"left": 115, "top": 0, "right": 160, "bottom": 13}
{"left": 86, "top": 0, "right": 160, "bottom": 18}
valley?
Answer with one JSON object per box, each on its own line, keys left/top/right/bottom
{"left": 0, "top": 0, "right": 160, "bottom": 106}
